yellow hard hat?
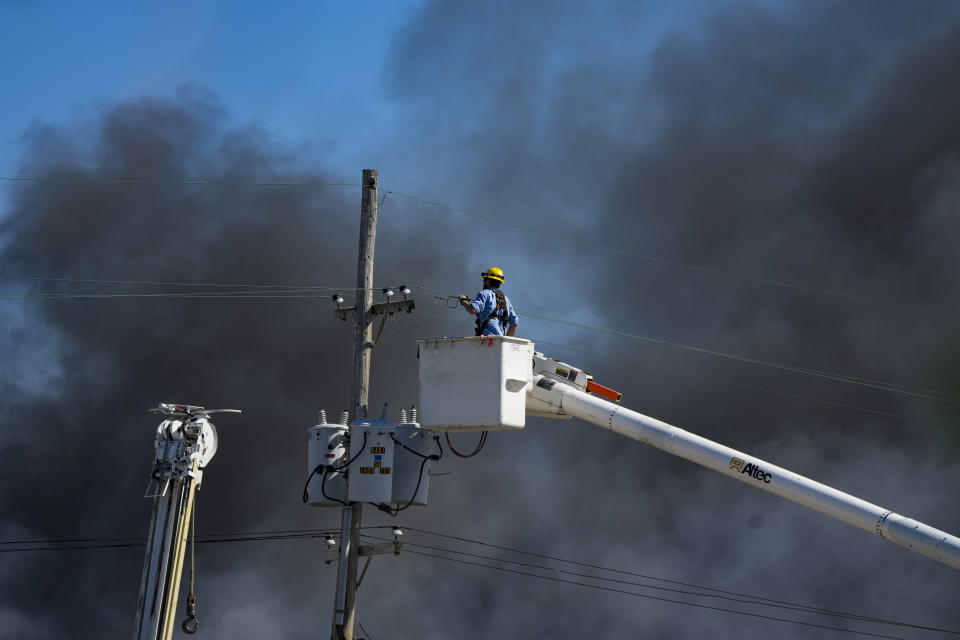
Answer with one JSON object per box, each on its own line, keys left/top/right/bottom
{"left": 481, "top": 267, "right": 505, "bottom": 283}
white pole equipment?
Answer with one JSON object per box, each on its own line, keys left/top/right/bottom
{"left": 529, "top": 373, "right": 960, "bottom": 571}
{"left": 134, "top": 404, "right": 239, "bottom": 640}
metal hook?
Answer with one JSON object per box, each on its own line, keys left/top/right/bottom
{"left": 181, "top": 594, "right": 199, "bottom": 634}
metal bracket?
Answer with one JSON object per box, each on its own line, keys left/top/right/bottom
{"left": 335, "top": 299, "right": 415, "bottom": 322}
{"left": 370, "top": 300, "right": 415, "bottom": 316}
{"left": 334, "top": 307, "right": 357, "bottom": 322}
{"left": 358, "top": 541, "right": 403, "bottom": 557}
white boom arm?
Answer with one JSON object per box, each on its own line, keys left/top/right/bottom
{"left": 527, "top": 359, "right": 960, "bottom": 571}
{"left": 133, "top": 404, "right": 239, "bottom": 640}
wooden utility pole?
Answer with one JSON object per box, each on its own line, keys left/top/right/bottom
{"left": 332, "top": 169, "right": 377, "bottom": 640}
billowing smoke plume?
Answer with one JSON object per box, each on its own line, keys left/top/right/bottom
{"left": 3, "top": 1, "right": 960, "bottom": 638}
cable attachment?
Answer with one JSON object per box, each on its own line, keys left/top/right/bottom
{"left": 181, "top": 594, "right": 199, "bottom": 634}
{"left": 181, "top": 496, "right": 200, "bottom": 634}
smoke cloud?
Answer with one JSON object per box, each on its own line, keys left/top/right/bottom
{"left": 3, "top": 2, "right": 960, "bottom": 638}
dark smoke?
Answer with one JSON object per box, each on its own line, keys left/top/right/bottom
{"left": 4, "top": 1, "right": 960, "bottom": 638}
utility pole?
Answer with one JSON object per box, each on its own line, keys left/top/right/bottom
{"left": 332, "top": 169, "right": 378, "bottom": 640}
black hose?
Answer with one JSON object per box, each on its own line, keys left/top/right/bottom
{"left": 331, "top": 431, "right": 368, "bottom": 472}
{"left": 301, "top": 432, "right": 368, "bottom": 504}
{"left": 376, "top": 456, "right": 429, "bottom": 516}
{"left": 302, "top": 466, "right": 321, "bottom": 503}
{"left": 390, "top": 433, "right": 441, "bottom": 461}
{"left": 393, "top": 457, "right": 429, "bottom": 514}
{"left": 378, "top": 435, "right": 440, "bottom": 516}
{"left": 321, "top": 467, "right": 348, "bottom": 506}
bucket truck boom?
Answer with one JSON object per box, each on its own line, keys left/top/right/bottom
{"left": 527, "top": 351, "right": 960, "bottom": 571}
{"left": 416, "top": 337, "right": 960, "bottom": 572}
{"left": 133, "top": 403, "right": 240, "bottom": 640}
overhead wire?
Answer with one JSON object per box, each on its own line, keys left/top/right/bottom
{"left": 0, "top": 290, "right": 347, "bottom": 301}
{"left": 4, "top": 523, "right": 954, "bottom": 636}
{"left": 0, "top": 275, "right": 368, "bottom": 289}
{"left": 378, "top": 188, "right": 959, "bottom": 322}
{"left": 357, "top": 620, "right": 374, "bottom": 640}
{"left": 5, "top": 524, "right": 952, "bottom": 635}
{"left": 3, "top": 174, "right": 952, "bottom": 321}
{"left": 0, "top": 176, "right": 361, "bottom": 189}
{"left": 366, "top": 532, "right": 958, "bottom": 636}
{"left": 415, "top": 287, "right": 958, "bottom": 403}
{"left": 536, "top": 338, "right": 934, "bottom": 423}
{"left": 0, "top": 276, "right": 407, "bottom": 302}
{"left": 409, "top": 307, "right": 947, "bottom": 424}
{"left": 401, "top": 548, "right": 907, "bottom": 639}
{"left": 0, "top": 275, "right": 949, "bottom": 418}
{"left": 0, "top": 526, "right": 400, "bottom": 553}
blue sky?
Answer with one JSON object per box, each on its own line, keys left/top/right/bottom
{"left": 0, "top": 2, "right": 423, "bottom": 181}
{"left": 0, "top": 1, "right": 756, "bottom": 191}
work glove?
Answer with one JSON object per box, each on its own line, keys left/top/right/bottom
{"left": 457, "top": 294, "right": 469, "bottom": 304}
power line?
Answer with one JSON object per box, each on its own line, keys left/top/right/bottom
{"left": 532, "top": 339, "right": 933, "bottom": 423}
{"left": 402, "top": 548, "right": 908, "bottom": 639}
{"left": 521, "top": 309, "right": 955, "bottom": 401}
{"left": 375, "top": 531, "right": 958, "bottom": 636}
{"left": 0, "top": 274, "right": 374, "bottom": 290}
{"left": 6, "top": 524, "right": 950, "bottom": 635}
{"left": 0, "top": 291, "right": 341, "bottom": 301}
{"left": 0, "top": 176, "right": 361, "bottom": 189}
{"left": 0, "top": 526, "right": 394, "bottom": 552}
{"left": 411, "top": 308, "right": 933, "bottom": 424}
{"left": 1, "top": 277, "right": 945, "bottom": 419}
{"left": 357, "top": 621, "right": 374, "bottom": 640}
{"left": 380, "top": 188, "right": 958, "bottom": 322}
{"left": 4, "top": 174, "right": 951, "bottom": 321}
{"left": 0, "top": 276, "right": 410, "bottom": 301}
{"left": 415, "top": 288, "right": 957, "bottom": 403}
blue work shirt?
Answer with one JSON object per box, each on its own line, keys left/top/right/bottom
{"left": 470, "top": 288, "right": 518, "bottom": 336}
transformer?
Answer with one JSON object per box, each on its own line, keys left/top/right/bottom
{"left": 391, "top": 422, "right": 433, "bottom": 506}
{"left": 305, "top": 418, "right": 347, "bottom": 507}
{"left": 346, "top": 418, "right": 396, "bottom": 504}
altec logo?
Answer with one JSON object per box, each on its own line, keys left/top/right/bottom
{"left": 729, "top": 457, "right": 772, "bottom": 484}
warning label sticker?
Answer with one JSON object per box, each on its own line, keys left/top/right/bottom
{"left": 359, "top": 467, "right": 375, "bottom": 474}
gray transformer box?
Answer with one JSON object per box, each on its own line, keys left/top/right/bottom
{"left": 347, "top": 420, "right": 395, "bottom": 504}
{"left": 391, "top": 424, "right": 432, "bottom": 505}
{"left": 306, "top": 423, "right": 347, "bottom": 506}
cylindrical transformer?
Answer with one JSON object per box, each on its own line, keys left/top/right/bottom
{"left": 306, "top": 422, "right": 348, "bottom": 506}
{"left": 391, "top": 424, "right": 432, "bottom": 506}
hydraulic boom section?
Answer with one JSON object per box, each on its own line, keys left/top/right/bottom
{"left": 526, "top": 351, "right": 960, "bottom": 571}
{"left": 133, "top": 403, "right": 240, "bottom": 640}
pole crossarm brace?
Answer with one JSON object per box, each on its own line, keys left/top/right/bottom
{"left": 358, "top": 541, "right": 403, "bottom": 557}
{"left": 321, "top": 541, "right": 402, "bottom": 565}
{"left": 334, "top": 299, "right": 415, "bottom": 322}
{"left": 370, "top": 299, "right": 415, "bottom": 316}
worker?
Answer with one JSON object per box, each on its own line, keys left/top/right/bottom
{"left": 459, "top": 266, "right": 519, "bottom": 337}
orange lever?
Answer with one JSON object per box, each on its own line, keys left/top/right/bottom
{"left": 586, "top": 379, "right": 622, "bottom": 402}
